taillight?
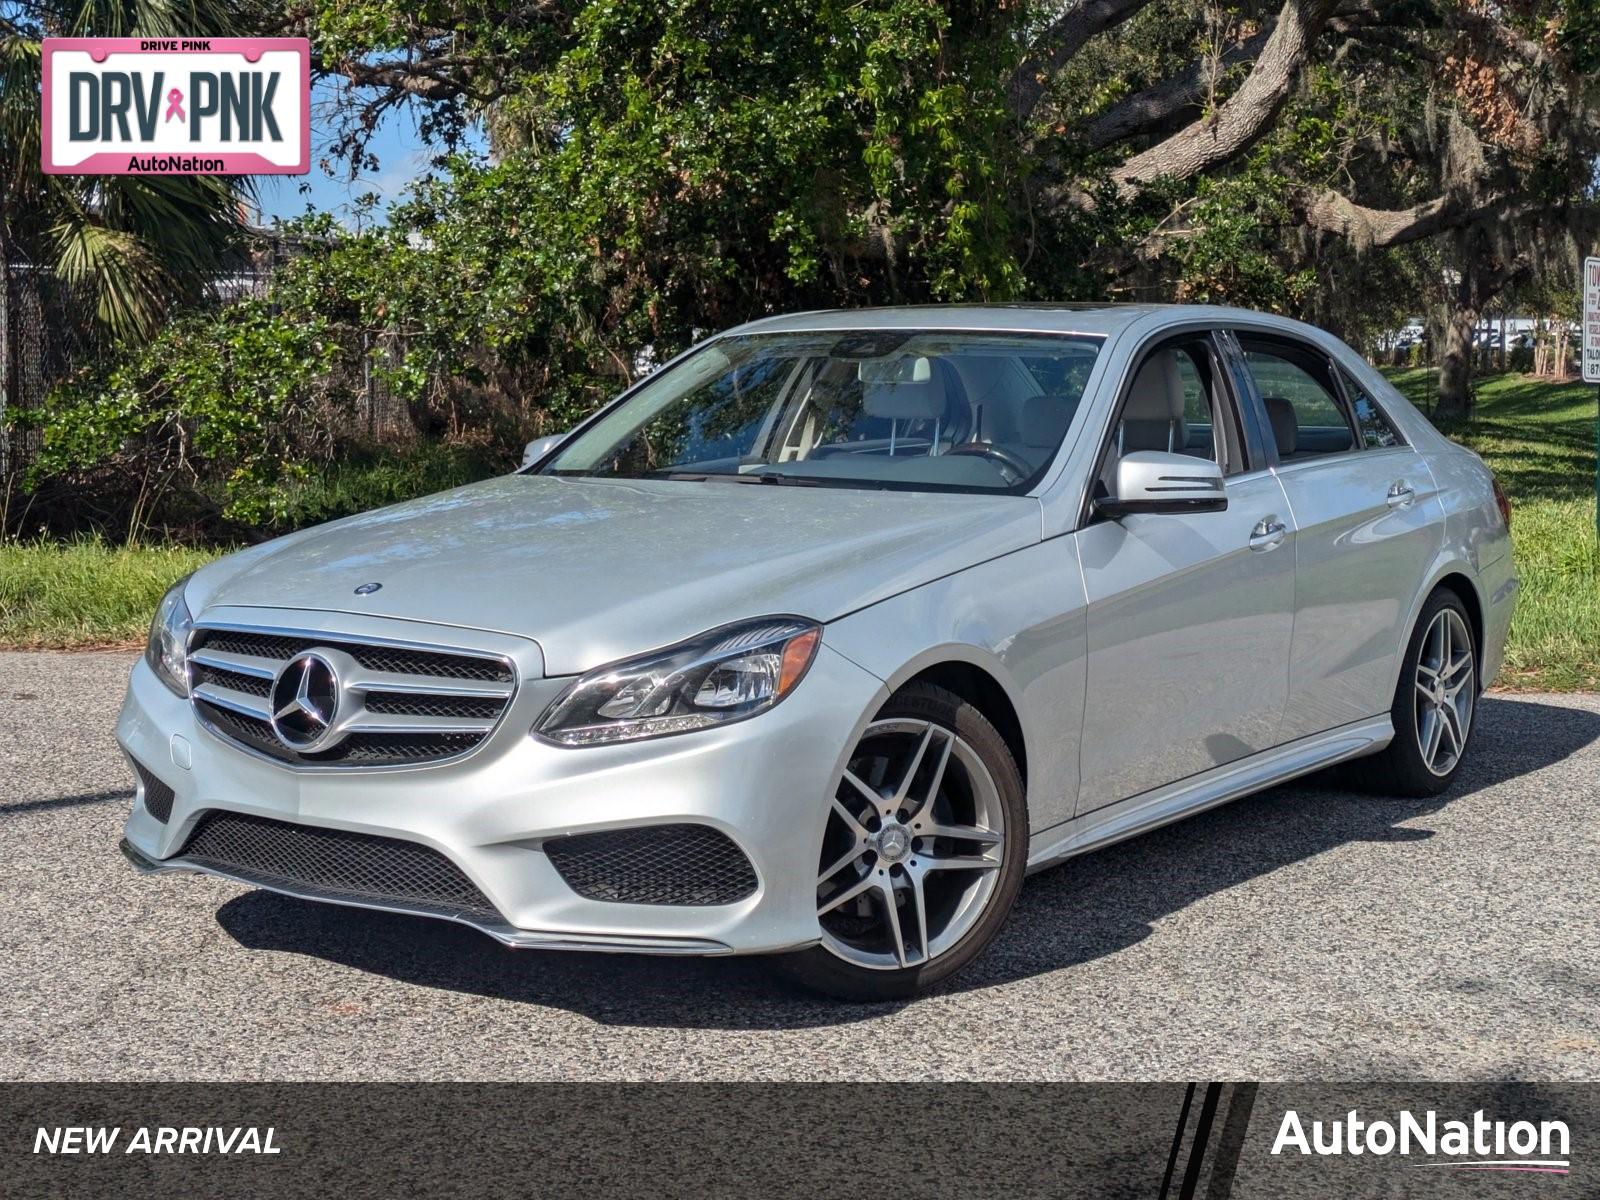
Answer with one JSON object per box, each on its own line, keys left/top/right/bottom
{"left": 1491, "top": 475, "right": 1512, "bottom": 530}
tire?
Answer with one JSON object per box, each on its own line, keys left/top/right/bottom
{"left": 1350, "top": 588, "right": 1478, "bottom": 798}
{"left": 774, "top": 682, "right": 1028, "bottom": 1001}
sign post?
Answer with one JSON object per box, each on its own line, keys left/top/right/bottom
{"left": 1584, "top": 256, "right": 1600, "bottom": 540}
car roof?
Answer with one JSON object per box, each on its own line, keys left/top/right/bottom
{"left": 722, "top": 303, "right": 1322, "bottom": 341}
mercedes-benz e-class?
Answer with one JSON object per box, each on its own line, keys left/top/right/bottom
{"left": 118, "top": 305, "right": 1515, "bottom": 999}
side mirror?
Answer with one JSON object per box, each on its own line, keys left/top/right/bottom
{"left": 1097, "top": 451, "right": 1227, "bottom": 517}
{"left": 521, "top": 433, "right": 568, "bottom": 470}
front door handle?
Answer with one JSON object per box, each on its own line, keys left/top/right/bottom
{"left": 1249, "top": 517, "right": 1287, "bottom": 552}
{"left": 1386, "top": 481, "right": 1415, "bottom": 508}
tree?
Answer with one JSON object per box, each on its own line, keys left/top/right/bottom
{"left": 21, "top": 1, "right": 1600, "bottom": 536}
{"left": 301, "top": 3, "right": 1598, "bottom": 335}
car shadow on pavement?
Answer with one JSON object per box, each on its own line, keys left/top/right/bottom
{"left": 1, "top": 788, "right": 130, "bottom": 817}
{"left": 214, "top": 697, "right": 1598, "bottom": 1027}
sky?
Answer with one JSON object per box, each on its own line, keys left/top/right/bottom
{"left": 249, "top": 80, "right": 485, "bottom": 228}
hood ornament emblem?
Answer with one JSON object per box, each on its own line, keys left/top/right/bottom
{"left": 353, "top": 582, "right": 382, "bottom": 595}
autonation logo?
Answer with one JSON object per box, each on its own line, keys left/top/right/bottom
{"left": 1272, "top": 1109, "right": 1570, "bottom": 1175}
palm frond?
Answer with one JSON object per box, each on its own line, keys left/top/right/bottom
{"left": 50, "top": 215, "right": 175, "bottom": 341}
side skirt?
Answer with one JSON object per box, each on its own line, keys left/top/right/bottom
{"left": 1025, "top": 715, "right": 1394, "bottom": 874}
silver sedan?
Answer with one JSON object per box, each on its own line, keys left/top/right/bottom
{"left": 119, "top": 304, "right": 1516, "bottom": 999}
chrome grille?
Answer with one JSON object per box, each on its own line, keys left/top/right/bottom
{"left": 187, "top": 626, "right": 516, "bottom": 768}
{"left": 199, "top": 630, "right": 506, "bottom": 680}
{"left": 179, "top": 810, "right": 501, "bottom": 921}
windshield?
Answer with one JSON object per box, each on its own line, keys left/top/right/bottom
{"left": 540, "top": 329, "right": 1104, "bottom": 492}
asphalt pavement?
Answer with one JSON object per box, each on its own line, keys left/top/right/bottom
{"left": 2, "top": 650, "right": 1596, "bottom": 1081}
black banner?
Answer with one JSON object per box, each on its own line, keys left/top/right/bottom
{"left": 2, "top": 1083, "right": 1588, "bottom": 1197}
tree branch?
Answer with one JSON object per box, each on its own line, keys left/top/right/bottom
{"left": 1084, "top": 24, "right": 1273, "bottom": 150}
{"left": 1109, "top": 0, "right": 1340, "bottom": 198}
{"left": 1294, "top": 187, "right": 1513, "bottom": 249}
{"left": 331, "top": 47, "right": 483, "bottom": 104}
{"left": 1008, "top": 0, "right": 1159, "bottom": 122}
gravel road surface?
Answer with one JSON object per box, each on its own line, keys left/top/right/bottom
{"left": 2, "top": 651, "right": 1596, "bottom": 1081}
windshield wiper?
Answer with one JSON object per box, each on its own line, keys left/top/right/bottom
{"left": 649, "top": 471, "right": 821, "bottom": 487}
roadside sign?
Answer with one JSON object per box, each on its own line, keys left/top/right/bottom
{"left": 1585, "top": 257, "right": 1600, "bottom": 383}
{"left": 1588, "top": 256, "right": 1600, "bottom": 543}
{"left": 41, "top": 38, "right": 309, "bottom": 175}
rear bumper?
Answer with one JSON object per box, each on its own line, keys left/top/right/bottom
{"left": 118, "top": 612, "right": 888, "bottom": 957}
{"left": 1478, "top": 549, "right": 1517, "bottom": 687}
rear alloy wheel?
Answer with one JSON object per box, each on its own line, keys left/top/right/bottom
{"left": 1351, "top": 588, "right": 1477, "bottom": 798}
{"left": 1414, "top": 605, "right": 1476, "bottom": 778}
{"left": 776, "top": 684, "right": 1027, "bottom": 1000}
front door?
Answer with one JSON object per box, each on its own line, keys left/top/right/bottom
{"left": 1075, "top": 332, "right": 1296, "bottom": 811}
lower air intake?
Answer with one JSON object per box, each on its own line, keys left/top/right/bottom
{"left": 178, "top": 810, "right": 501, "bottom": 922}
{"left": 132, "top": 761, "right": 175, "bottom": 823}
{"left": 544, "top": 824, "right": 758, "bottom": 906}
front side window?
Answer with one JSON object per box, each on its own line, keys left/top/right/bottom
{"left": 1098, "top": 335, "right": 1247, "bottom": 490}
{"left": 542, "top": 330, "right": 1104, "bottom": 493}
{"left": 1239, "top": 339, "right": 1355, "bottom": 461}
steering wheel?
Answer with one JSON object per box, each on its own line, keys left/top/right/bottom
{"left": 944, "top": 442, "right": 1033, "bottom": 484}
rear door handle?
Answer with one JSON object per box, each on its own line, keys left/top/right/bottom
{"left": 1249, "top": 517, "right": 1287, "bottom": 551}
{"left": 1386, "top": 481, "right": 1415, "bottom": 508}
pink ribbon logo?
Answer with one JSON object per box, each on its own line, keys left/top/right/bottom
{"left": 164, "top": 88, "right": 185, "bottom": 123}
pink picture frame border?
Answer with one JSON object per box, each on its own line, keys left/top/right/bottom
{"left": 41, "top": 37, "right": 310, "bottom": 175}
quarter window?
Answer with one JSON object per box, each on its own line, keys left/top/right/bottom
{"left": 1339, "top": 368, "right": 1405, "bottom": 449}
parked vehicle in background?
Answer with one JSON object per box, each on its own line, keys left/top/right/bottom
{"left": 118, "top": 304, "right": 1516, "bottom": 999}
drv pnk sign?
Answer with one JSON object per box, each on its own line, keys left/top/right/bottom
{"left": 41, "top": 38, "right": 309, "bottom": 175}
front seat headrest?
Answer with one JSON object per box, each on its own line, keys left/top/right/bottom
{"left": 1263, "top": 396, "right": 1298, "bottom": 456}
{"left": 1120, "top": 350, "right": 1186, "bottom": 452}
{"left": 862, "top": 356, "right": 948, "bottom": 422}
{"left": 1124, "top": 351, "right": 1185, "bottom": 421}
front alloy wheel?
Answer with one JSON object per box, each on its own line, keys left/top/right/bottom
{"left": 776, "top": 683, "right": 1027, "bottom": 1000}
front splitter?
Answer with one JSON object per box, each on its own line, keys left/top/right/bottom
{"left": 120, "top": 838, "right": 735, "bottom": 956}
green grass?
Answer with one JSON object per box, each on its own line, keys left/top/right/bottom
{"left": 0, "top": 539, "right": 219, "bottom": 649}
{"left": 1386, "top": 368, "right": 1599, "bottom": 691}
{"left": 0, "top": 444, "right": 495, "bottom": 650}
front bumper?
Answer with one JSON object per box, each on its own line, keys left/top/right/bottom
{"left": 117, "top": 610, "right": 887, "bottom": 956}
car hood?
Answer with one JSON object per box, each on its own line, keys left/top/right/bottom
{"left": 191, "top": 475, "right": 1043, "bottom": 676}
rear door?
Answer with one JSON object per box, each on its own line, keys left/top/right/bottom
{"left": 1233, "top": 332, "right": 1442, "bottom": 739}
{"left": 1074, "top": 330, "right": 1296, "bottom": 810}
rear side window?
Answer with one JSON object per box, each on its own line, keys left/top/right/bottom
{"left": 1239, "top": 341, "right": 1354, "bottom": 460}
{"left": 1339, "top": 368, "right": 1405, "bottom": 449}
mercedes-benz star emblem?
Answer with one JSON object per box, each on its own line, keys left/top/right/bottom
{"left": 353, "top": 581, "right": 382, "bottom": 595}
{"left": 269, "top": 651, "right": 343, "bottom": 752}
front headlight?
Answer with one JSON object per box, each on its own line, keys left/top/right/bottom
{"left": 534, "top": 617, "right": 822, "bottom": 747}
{"left": 145, "top": 575, "right": 195, "bottom": 697}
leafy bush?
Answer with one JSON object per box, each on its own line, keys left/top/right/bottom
{"left": 19, "top": 298, "right": 340, "bottom": 527}
{"left": 274, "top": 443, "right": 501, "bottom": 529}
